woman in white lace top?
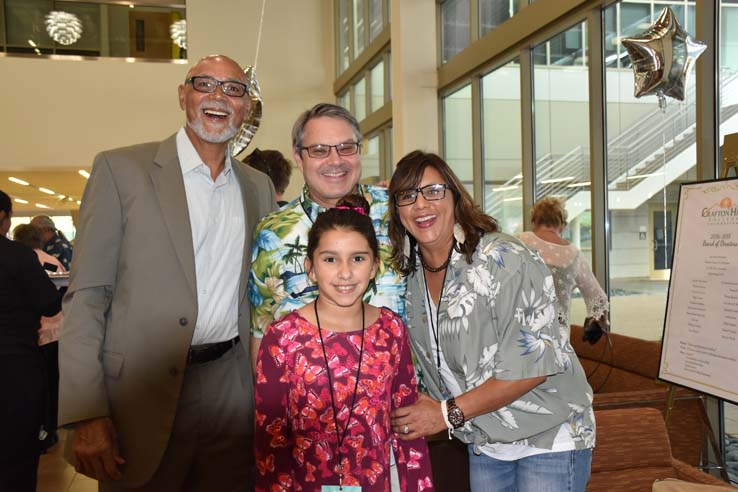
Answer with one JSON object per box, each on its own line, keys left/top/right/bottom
{"left": 519, "top": 197, "right": 609, "bottom": 332}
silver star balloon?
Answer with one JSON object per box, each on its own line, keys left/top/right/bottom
{"left": 621, "top": 7, "right": 706, "bottom": 103}
{"left": 230, "top": 65, "right": 263, "bottom": 158}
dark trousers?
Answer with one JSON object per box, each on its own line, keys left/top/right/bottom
{"left": 0, "top": 353, "right": 44, "bottom": 492}
{"left": 100, "top": 344, "right": 254, "bottom": 492}
{"left": 40, "top": 341, "right": 60, "bottom": 451}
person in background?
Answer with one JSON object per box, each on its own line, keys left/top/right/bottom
{"left": 387, "top": 152, "right": 595, "bottom": 492}
{"left": 518, "top": 197, "right": 609, "bottom": 343}
{"left": 242, "top": 147, "right": 292, "bottom": 206}
{"left": 30, "top": 215, "right": 73, "bottom": 270}
{"left": 254, "top": 194, "right": 434, "bottom": 492}
{"left": 59, "top": 54, "right": 275, "bottom": 491}
{"left": 0, "top": 190, "right": 63, "bottom": 492}
{"left": 13, "top": 223, "right": 67, "bottom": 273}
{"left": 13, "top": 222, "right": 66, "bottom": 451}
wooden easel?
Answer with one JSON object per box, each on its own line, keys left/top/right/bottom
{"left": 721, "top": 133, "right": 738, "bottom": 178}
{"left": 664, "top": 385, "right": 730, "bottom": 481}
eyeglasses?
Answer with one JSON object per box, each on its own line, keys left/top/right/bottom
{"left": 395, "top": 184, "right": 450, "bottom": 207}
{"left": 185, "top": 76, "right": 249, "bottom": 98}
{"left": 299, "top": 142, "right": 361, "bottom": 159}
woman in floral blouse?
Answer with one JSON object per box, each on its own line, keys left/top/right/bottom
{"left": 254, "top": 194, "right": 434, "bottom": 492}
{"left": 387, "top": 152, "right": 595, "bottom": 492}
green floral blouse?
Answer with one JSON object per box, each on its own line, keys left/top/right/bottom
{"left": 405, "top": 232, "right": 595, "bottom": 452}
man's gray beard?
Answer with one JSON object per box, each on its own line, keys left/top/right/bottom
{"left": 187, "top": 118, "right": 239, "bottom": 144}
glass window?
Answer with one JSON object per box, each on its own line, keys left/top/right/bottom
{"left": 547, "top": 22, "right": 585, "bottom": 66}
{"left": 353, "top": 0, "right": 365, "bottom": 59}
{"left": 338, "top": 0, "right": 351, "bottom": 74}
{"left": 533, "top": 23, "right": 591, "bottom": 323}
{"left": 3, "top": 0, "right": 186, "bottom": 59}
{"left": 479, "top": 0, "right": 518, "bottom": 37}
{"left": 441, "top": 0, "right": 470, "bottom": 64}
{"left": 6, "top": 0, "right": 54, "bottom": 50}
{"left": 56, "top": 3, "right": 101, "bottom": 55}
{"left": 354, "top": 77, "right": 366, "bottom": 121}
{"left": 370, "top": 61, "right": 385, "bottom": 112}
{"left": 482, "top": 58, "right": 523, "bottom": 234}
{"left": 605, "top": 1, "right": 697, "bottom": 341}
{"left": 363, "top": 135, "right": 381, "bottom": 180}
{"left": 442, "top": 84, "right": 474, "bottom": 196}
{"left": 369, "top": 0, "right": 383, "bottom": 42}
{"left": 338, "top": 91, "right": 350, "bottom": 112}
{"left": 726, "top": 0, "right": 738, "bottom": 456}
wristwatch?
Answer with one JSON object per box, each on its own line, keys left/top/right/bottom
{"left": 446, "top": 397, "right": 465, "bottom": 429}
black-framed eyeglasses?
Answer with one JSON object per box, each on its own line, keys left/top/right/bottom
{"left": 299, "top": 142, "right": 361, "bottom": 159}
{"left": 185, "top": 76, "right": 249, "bottom": 98}
{"left": 395, "top": 184, "right": 450, "bottom": 207}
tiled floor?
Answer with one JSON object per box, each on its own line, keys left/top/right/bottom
{"left": 37, "top": 431, "right": 98, "bottom": 492}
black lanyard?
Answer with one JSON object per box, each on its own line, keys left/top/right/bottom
{"left": 423, "top": 267, "right": 449, "bottom": 391}
{"left": 314, "top": 297, "right": 365, "bottom": 487}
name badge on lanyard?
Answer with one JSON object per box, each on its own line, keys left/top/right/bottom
{"left": 321, "top": 486, "right": 362, "bottom": 492}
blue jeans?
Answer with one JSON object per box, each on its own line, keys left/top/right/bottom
{"left": 468, "top": 447, "right": 592, "bottom": 492}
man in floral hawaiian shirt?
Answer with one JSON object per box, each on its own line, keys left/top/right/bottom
{"left": 248, "top": 103, "right": 406, "bottom": 363}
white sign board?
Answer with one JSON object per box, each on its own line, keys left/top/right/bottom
{"left": 659, "top": 178, "right": 738, "bottom": 403}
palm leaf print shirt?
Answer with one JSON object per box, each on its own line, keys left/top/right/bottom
{"left": 404, "top": 232, "right": 596, "bottom": 452}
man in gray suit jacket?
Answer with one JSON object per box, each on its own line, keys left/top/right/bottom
{"left": 59, "top": 55, "right": 276, "bottom": 491}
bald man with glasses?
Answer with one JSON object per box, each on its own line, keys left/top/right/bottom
{"left": 59, "top": 55, "right": 276, "bottom": 491}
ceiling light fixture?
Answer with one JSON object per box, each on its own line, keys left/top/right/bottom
{"left": 78, "top": 169, "right": 90, "bottom": 179}
{"left": 38, "top": 187, "right": 56, "bottom": 195}
{"left": 8, "top": 177, "right": 30, "bottom": 186}
{"left": 170, "top": 19, "right": 187, "bottom": 49}
{"left": 35, "top": 203, "right": 50, "bottom": 209}
{"left": 14, "top": 198, "right": 29, "bottom": 204}
{"left": 45, "top": 11, "right": 83, "bottom": 46}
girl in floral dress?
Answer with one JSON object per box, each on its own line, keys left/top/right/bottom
{"left": 254, "top": 194, "right": 434, "bottom": 492}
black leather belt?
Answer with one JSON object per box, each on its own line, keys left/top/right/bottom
{"left": 187, "top": 336, "right": 240, "bottom": 365}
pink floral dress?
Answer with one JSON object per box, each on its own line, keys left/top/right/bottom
{"left": 254, "top": 307, "right": 435, "bottom": 492}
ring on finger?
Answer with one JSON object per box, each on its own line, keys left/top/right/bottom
{"left": 402, "top": 424, "right": 409, "bottom": 434}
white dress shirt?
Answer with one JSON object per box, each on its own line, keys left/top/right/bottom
{"left": 176, "top": 128, "right": 245, "bottom": 345}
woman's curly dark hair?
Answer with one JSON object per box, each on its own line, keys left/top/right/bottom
{"left": 388, "top": 151, "right": 498, "bottom": 276}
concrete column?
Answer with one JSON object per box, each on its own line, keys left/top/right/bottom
{"left": 389, "top": 0, "right": 439, "bottom": 164}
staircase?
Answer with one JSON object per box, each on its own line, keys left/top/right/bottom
{"left": 485, "top": 70, "right": 738, "bottom": 220}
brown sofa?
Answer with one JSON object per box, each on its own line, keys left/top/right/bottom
{"left": 571, "top": 325, "right": 707, "bottom": 466}
{"left": 590, "top": 407, "right": 735, "bottom": 492}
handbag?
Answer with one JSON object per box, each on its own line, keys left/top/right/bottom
{"left": 582, "top": 316, "right": 605, "bottom": 344}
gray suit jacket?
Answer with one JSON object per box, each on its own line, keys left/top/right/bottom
{"left": 59, "top": 134, "right": 275, "bottom": 487}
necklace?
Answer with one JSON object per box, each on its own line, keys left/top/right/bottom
{"left": 314, "top": 297, "right": 365, "bottom": 487}
{"left": 418, "top": 243, "right": 454, "bottom": 273}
